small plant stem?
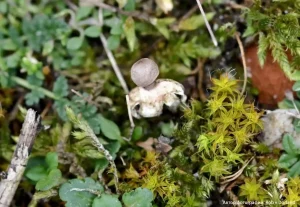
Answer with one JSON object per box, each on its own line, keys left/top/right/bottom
{"left": 220, "top": 157, "right": 253, "bottom": 184}
{"left": 28, "top": 189, "right": 58, "bottom": 207}
{"left": 99, "top": 33, "right": 129, "bottom": 94}
{"left": 98, "top": 171, "right": 111, "bottom": 193}
{"left": 125, "top": 95, "right": 135, "bottom": 141}
{"left": 235, "top": 32, "right": 247, "bottom": 95}
{"left": 10, "top": 76, "right": 59, "bottom": 100}
{"left": 195, "top": 0, "right": 218, "bottom": 46}
{"left": 96, "top": 8, "right": 129, "bottom": 94}
{"left": 196, "top": 58, "right": 207, "bottom": 102}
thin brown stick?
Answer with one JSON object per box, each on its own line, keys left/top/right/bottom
{"left": 220, "top": 157, "right": 253, "bottom": 184}
{"left": 125, "top": 95, "right": 135, "bottom": 141}
{"left": 197, "top": 59, "right": 207, "bottom": 102}
{"left": 41, "top": 102, "right": 52, "bottom": 118}
{"left": 195, "top": 0, "right": 218, "bottom": 46}
{"left": 171, "top": 5, "right": 199, "bottom": 31}
{"left": 226, "top": 1, "right": 248, "bottom": 9}
{"left": 57, "top": 139, "right": 87, "bottom": 178}
{"left": 8, "top": 95, "right": 24, "bottom": 122}
{"left": 0, "top": 102, "right": 4, "bottom": 118}
{"left": 0, "top": 109, "right": 41, "bottom": 207}
{"left": 235, "top": 32, "right": 247, "bottom": 95}
{"left": 96, "top": 8, "right": 129, "bottom": 94}
{"left": 99, "top": 33, "right": 129, "bottom": 94}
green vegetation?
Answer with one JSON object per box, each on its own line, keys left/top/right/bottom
{"left": 1, "top": 0, "right": 300, "bottom": 206}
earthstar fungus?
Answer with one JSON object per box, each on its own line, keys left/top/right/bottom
{"left": 128, "top": 58, "right": 187, "bottom": 119}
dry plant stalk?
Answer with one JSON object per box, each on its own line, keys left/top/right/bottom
{"left": 0, "top": 109, "right": 41, "bottom": 207}
{"left": 235, "top": 32, "right": 247, "bottom": 94}
{"left": 195, "top": 0, "right": 218, "bottom": 46}
{"left": 66, "top": 107, "right": 120, "bottom": 193}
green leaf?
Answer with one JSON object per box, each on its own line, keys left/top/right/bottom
{"left": 22, "top": 15, "right": 70, "bottom": 52}
{"left": 36, "top": 169, "right": 62, "bottom": 191}
{"left": 67, "top": 37, "right": 84, "bottom": 51}
{"left": 27, "top": 75, "right": 43, "bottom": 87}
{"left": 54, "top": 98, "right": 70, "bottom": 121}
{"left": 45, "top": 152, "right": 58, "bottom": 170}
{"left": 99, "top": 115, "right": 121, "bottom": 140}
{"left": 107, "top": 35, "right": 120, "bottom": 50}
{"left": 243, "top": 23, "right": 256, "bottom": 37}
{"left": 25, "top": 90, "right": 45, "bottom": 106}
{"left": 151, "top": 18, "right": 175, "bottom": 39}
{"left": 278, "top": 99, "right": 294, "bottom": 109}
{"left": 291, "top": 71, "right": 300, "bottom": 81}
{"left": 116, "top": 0, "right": 127, "bottom": 8}
{"left": 84, "top": 26, "right": 102, "bottom": 38}
{"left": 76, "top": 6, "right": 93, "bottom": 21}
{"left": 132, "top": 126, "right": 143, "bottom": 141}
{"left": 282, "top": 134, "right": 298, "bottom": 155}
{"left": 124, "top": 0, "right": 135, "bottom": 11}
{"left": 160, "top": 121, "right": 175, "bottom": 137}
{"left": 288, "top": 161, "right": 300, "bottom": 177}
{"left": 53, "top": 76, "right": 69, "bottom": 97}
{"left": 59, "top": 178, "right": 104, "bottom": 207}
{"left": 123, "top": 17, "right": 136, "bottom": 51}
{"left": 258, "top": 32, "right": 268, "bottom": 67}
{"left": 278, "top": 153, "right": 298, "bottom": 169}
{"left": 93, "top": 194, "right": 122, "bottom": 207}
{"left": 110, "top": 21, "right": 123, "bottom": 35}
{"left": 293, "top": 119, "right": 300, "bottom": 133}
{"left": 178, "top": 13, "right": 215, "bottom": 31}
{"left": 21, "top": 56, "right": 42, "bottom": 75}
{"left": 122, "top": 188, "right": 154, "bottom": 207}
{"left": 106, "top": 141, "right": 121, "bottom": 155}
{"left": 293, "top": 81, "right": 300, "bottom": 92}
{"left": 2, "top": 39, "right": 17, "bottom": 51}
{"left": 95, "top": 159, "right": 109, "bottom": 171}
{"left": 25, "top": 166, "right": 48, "bottom": 182}
{"left": 0, "top": 2, "right": 7, "bottom": 13}
{"left": 42, "top": 40, "right": 54, "bottom": 55}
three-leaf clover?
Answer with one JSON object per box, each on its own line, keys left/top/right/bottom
{"left": 25, "top": 152, "right": 62, "bottom": 191}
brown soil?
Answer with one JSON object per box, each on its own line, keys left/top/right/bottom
{"left": 245, "top": 45, "right": 294, "bottom": 106}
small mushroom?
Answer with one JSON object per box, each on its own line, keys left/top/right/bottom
{"left": 128, "top": 58, "right": 187, "bottom": 119}
{"left": 130, "top": 58, "right": 159, "bottom": 87}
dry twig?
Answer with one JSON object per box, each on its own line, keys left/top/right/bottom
{"left": 0, "top": 109, "right": 41, "bottom": 207}
{"left": 97, "top": 8, "right": 129, "bottom": 94}
{"left": 220, "top": 157, "right": 253, "bottom": 185}
{"left": 195, "top": 0, "right": 218, "bottom": 46}
{"left": 226, "top": 0, "right": 248, "bottom": 9}
{"left": 196, "top": 59, "right": 207, "bottom": 102}
{"left": 235, "top": 32, "right": 247, "bottom": 95}
{"left": 99, "top": 33, "right": 129, "bottom": 94}
{"left": 125, "top": 95, "right": 135, "bottom": 141}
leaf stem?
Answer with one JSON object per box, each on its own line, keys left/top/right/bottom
{"left": 10, "top": 76, "right": 60, "bottom": 100}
